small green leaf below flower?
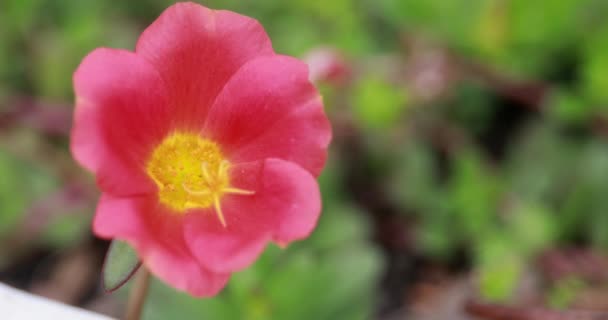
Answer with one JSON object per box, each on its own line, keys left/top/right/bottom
{"left": 103, "top": 240, "right": 141, "bottom": 292}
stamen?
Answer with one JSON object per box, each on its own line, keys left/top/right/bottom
{"left": 214, "top": 196, "right": 227, "bottom": 227}
{"left": 201, "top": 162, "right": 212, "bottom": 182}
{"left": 223, "top": 187, "right": 255, "bottom": 195}
{"left": 219, "top": 160, "right": 230, "bottom": 177}
{"left": 182, "top": 183, "right": 211, "bottom": 196}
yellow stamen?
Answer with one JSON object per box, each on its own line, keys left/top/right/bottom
{"left": 182, "top": 183, "right": 211, "bottom": 196}
{"left": 223, "top": 187, "right": 255, "bottom": 195}
{"left": 214, "top": 196, "right": 226, "bottom": 227}
{"left": 219, "top": 160, "right": 229, "bottom": 175}
{"left": 145, "top": 132, "right": 254, "bottom": 226}
{"left": 201, "top": 162, "right": 212, "bottom": 182}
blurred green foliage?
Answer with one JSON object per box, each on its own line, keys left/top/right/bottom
{"left": 2, "top": 0, "right": 608, "bottom": 317}
{"left": 353, "top": 77, "right": 407, "bottom": 130}
{"left": 142, "top": 205, "right": 382, "bottom": 320}
{"left": 0, "top": 151, "right": 56, "bottom": 235}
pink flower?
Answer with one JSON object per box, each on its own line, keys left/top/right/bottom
{"left": 304, "top": 47, "right": 350, "bottom": 85}
{"left": 71, "top": 2, "right": 331, "bottom": 297}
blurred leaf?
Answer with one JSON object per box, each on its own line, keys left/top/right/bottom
{"left": 308, "top": 204, "right": 370, "bottom": 252}
{"left": 448, "top": 83, "right": 495, "bottom": 134}
{"left": 318, "top": 152, "right": 345, "bottom": 207}
{"left": 474, "top": 0, "right": 508, "bottom": 57}
{"left": 546, "top": 89, "right": 591, "bottom": 124}
{"left": 477, "top": 233, "right": 524, "bottom": 302}
{"left": 42, "top": 211, "right": 89, "bottom": 247}
{"left": 0, "top": 149, "right": 56, "bottom": 237}
{"left": 581, "top": 26, "right": 608, "bottom": 108}
{"left": 546, "top": 277, "right": 585, "bottom": 309}
{"left": 417, "top": 203, "right": 456, "bottom": 259}
{"left": 506, "top": 122, "right": 579, "bottom": 202}
{"left": 389, "top": 141, "right": 439, "bottom": 212}
{"left": 508, "top": 203, "right": 556, "bottom": 255}
{"left": 353, "top": 77, "right": 407, "bottom": 130}
{"left": 0, "top": 152, "right": 28, "bottom": 236}
{"left": 0, "top": 0, "right": 43, "bottom": 34}
{"left": 449, "top": 149, "right": 501, "bottom": 241}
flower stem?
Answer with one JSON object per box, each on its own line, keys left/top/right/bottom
{"left": 124, "top": 267, "right": 151, "bottom": 320}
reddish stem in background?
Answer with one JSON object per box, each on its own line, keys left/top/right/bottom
{"left": 465, "top": 300, "right": 608, "bottom": 320}
{"left": 124, "top": 268, "right": 151, "bottom": 320}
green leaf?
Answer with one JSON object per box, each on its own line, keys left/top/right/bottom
{"left": 546, "top": 89, "right": 591, "bottom": 124}
{"left": 448, "top": 149, "right": 501, "bottom": 242}
{"left": 547, "top": 277, "right": 585, "bottom": 309}
{"left": 476, "top": 234, "right": 524, "bottom": 302}
{"left": 43, "top": 211, "right": 89, "bottom": 248}
{"left": 103, "top": 240, "right": 141, "bottom": 292}
{"left": 508, "top": 203, "right": 555, "bottom": 255}
{"left": 353, "top": 77, "right": 407, "bottom": 130}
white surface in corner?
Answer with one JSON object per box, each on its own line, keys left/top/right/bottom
{"left": 0, "top": 283, "right": 114, "bottom": 320}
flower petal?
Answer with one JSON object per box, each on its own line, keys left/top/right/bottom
{"left": 257, "top": 159, "right": 322, "bottom": 244}
{"left": 142, "top": 239, "right": 230, "bottom": 297}
{"left": 204, "top": 55, "right": 330, "bottom": 176}
{"left": 93, "top": 193, "right": 146, "bottom": 240}
{"left": 183, "top": 217, "right": 271, "bottom": 273}
{"left": 135, "top": 2, "right": 274, "bottom": 130}
{"left": 72, "top": 48, "right": 171, "bottom": 196}
{"left": 94, "top": 194, "right": 229, "bottom": 297}
{"left": 231, "top": 97, "right": 331, "bottom": 177}
{"left": 183, "top": 158, "right": 321, "bottom": 273}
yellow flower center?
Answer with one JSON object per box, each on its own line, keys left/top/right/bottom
{"left": 146, "top": 132, "right": 253, "bottom": 226}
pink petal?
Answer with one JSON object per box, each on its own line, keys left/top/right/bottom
{"left": 258, "top": 159, "right": 322, "bottom": 244}
{"left": 232, "top": 97, "right": 331, "bottom": 177}
{"left": 72, "top": 48, "right": 171, "bottom": 196}
{"left": 142, "top": 240, "right": 230, "bottom": 297}
{"left": 183, "top": 158, "right": 321, "bottom": 273}
{"left": 94, "top": 194, "right": 230, "bottom": 297}
{"left": 304, "top": 47, "right": 350, "bottom": 84}
{"left": 135, "top": 2, "right": 274, "bottom": 131}
{"left": 93, "top": 193, "right": 146, "bottom": 239}
{"left": 204, "top": 55, "right": 330, "bottom": 176}
{"left": 183, "top": 218, "right": 270, "bottom": 273}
